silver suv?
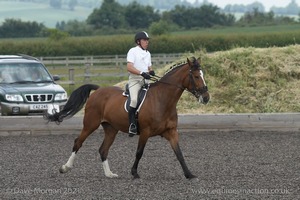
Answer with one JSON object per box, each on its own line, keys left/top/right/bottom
{"left": 0, "top": 55, "right": 67, "bottom": 116}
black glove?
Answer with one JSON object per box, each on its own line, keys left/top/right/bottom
{"left": 149, "top": 70, "right": 155, "bottom": 76}
{"left": 141, "top": 72, "right": 151, "bottom": 79}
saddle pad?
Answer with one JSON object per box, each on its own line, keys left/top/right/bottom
{"left": 124, "top": 87, "right": 148, "bottom": 113}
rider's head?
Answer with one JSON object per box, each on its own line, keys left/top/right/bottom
{"left": 135, "top": 31, "right": 150, "bottom": 50}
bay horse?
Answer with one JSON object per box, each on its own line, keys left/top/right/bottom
{"left": 45, "top": 57, "right": 210, "bottom": 179}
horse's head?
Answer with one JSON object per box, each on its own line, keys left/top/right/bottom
{"left": 185, "top": 57, "right": 210, "bottom": 104}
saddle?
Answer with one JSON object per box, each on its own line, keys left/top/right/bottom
{"left": 123, "top": 83, "right": 149, "bottom": 113}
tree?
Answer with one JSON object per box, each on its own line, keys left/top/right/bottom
{"left": 0, "top": 18, "right": 46, "bottom": 38}
{"left": 162, "top": 5, "right": 188, "bottom": 28}
{"left": 164, "top": 5, "right": 235, "bottom": 29}
{"left": 237, "top": 8, "right": 296, "bottom": 26}
{"left": 56, "top": 20, "right": 93, "bottom": 36}
{"left": 47, "top": 29, "right": 70, "bottom": 41}
{"left": 149, "top": 20, "right": 170, "bottom": 36}
{"left": 238, "top": 8, "right": 272, "bottom": 25}
{"left": 124, "top": 2, "right": 160, "bottom": 29}
{"left": 86, "top": 0, "right": 126, "bottom": 29}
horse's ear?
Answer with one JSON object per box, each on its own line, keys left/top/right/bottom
{"left": 197, "top": 57, "right": 201, "bottom": 64}
{"left": 187, "top": 58, "right": 191, "bottom": 66}
{"left": 187, "top": 57, "right": 195, "bottom": 66}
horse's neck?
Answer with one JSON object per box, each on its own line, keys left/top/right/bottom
{"left": 149, "top": 65, "right": 188, "bottom": 112}
{"left": 157, "top": 82, "right": 183, "bottom": 100}
{"left": 148, "top": 84, "right": 182, "bottom": 117}
{"left": 152, "top": 68, "right": 187, "bottom": 109}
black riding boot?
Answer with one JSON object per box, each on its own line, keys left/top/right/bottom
{"left": 128, "top": 106, "right": 137, "bottom": 137}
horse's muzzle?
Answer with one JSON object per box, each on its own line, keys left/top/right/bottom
{"left": 202, "top": 95, "right": 210, "bottom": 104}
{"left": 198, "top": 92, "right": 210, "bottom": 104}
{"left": 198, "top": 95, "right": 209, "bottom": 104}
{"left": 193, "top": 86, "right": 209, "bottom": 104}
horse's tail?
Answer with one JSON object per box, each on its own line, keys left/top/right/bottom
{"left": 44, "top": 84, "right": 99, "bottom": 123}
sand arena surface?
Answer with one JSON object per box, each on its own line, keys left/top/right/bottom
{"left": 1, "top": 130, "right": 299, "bottom": 199}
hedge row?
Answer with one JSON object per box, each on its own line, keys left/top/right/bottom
{"left": 0, "top": 31, "right": 299, "bottom": 56}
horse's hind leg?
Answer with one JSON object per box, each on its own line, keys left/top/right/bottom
{"left": 59, "top": 118, "right": 101, "bottom": 173}
{"left": 59, "top": 139, "right": 78, "bottom": 173}
{"left": 164, "top": 129, "right": 196, "bottom": 179}
{"left": 99, "top": 122, "right": 118, "bottom": 178}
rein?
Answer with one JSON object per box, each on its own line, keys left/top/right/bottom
{"left": 146, "top": 58, "right": 208, "bottom": 98}
{"left": 150, "top": 71, "right": 208, "bottom": 97}
{"left": 150, "top": 75, "right": 185, "bottom": 91}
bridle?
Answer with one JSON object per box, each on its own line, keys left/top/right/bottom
{"left": 150, "top": 61, "right": 208, "bottom": 98}
{"left": 187, "top": 69, "right": 208, "bottom": 98}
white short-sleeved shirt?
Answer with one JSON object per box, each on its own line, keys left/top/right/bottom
{"left": 127, "top": 46, "right": 152, "bottom": 73}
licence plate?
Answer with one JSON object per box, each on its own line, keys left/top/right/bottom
{"left": 30, "top": 104, "right": 48, "bottom": 110}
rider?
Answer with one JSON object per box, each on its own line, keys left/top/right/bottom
{"left": 126, "top": 31, "right": 155, "bottom": 137}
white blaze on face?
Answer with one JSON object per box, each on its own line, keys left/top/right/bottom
{"left": 200, "top": 70, "right": 206, "bottom": 86}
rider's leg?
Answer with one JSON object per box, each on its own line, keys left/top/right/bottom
{"left": 128, "top": 106, "right": 137, "bottom": 136}
{"left": 128, "top": 77, "right": 142, "bottom": 136}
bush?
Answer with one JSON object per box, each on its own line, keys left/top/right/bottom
{"left": 149, "top": 20, "right": 170, "bottom": 36}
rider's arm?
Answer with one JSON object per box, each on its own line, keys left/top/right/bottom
{"left": 127, "top": 62, "right": 143, "bottom": 75}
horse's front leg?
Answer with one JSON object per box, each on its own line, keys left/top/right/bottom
{"left": 131, "top": 135, "right": 149, "bottom": 179}
{"left": 164, "top": 129, "right": 196, "bottom": 179}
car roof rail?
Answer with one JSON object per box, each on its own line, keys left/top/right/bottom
{"left": 17, "top": 54, "right": 39, "bottom": 61}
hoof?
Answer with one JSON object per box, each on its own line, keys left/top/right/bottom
{"left": 186, "top": 174, "right": 197, "bottom": 179}
{"left": 59, "top": 165, "right": 72, "bottom": 173}
{"left": 131, "top": 168, "right": 140, "bottom": 179}
{"left": 132, "top": 173, "right": 140, "bottom": 179}
{"left": 105, "top": 173, "right": 119, "bottom": 178}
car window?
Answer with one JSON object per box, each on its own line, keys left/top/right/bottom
{"left": 0, "top": 63, "right": 53, "bottom": 83}
{"left": 0, "top": 65, "right": 17, "bottom": 83}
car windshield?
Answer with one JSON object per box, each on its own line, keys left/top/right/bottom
{"left": 0, "top": 63, "right": 53, "bottom": 84}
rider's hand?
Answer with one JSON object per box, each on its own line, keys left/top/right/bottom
{"left": 141, "top": 72, "right": 151, "bottom": 79}
{"left": 149, "top": 70, "right": 155, "bottom": 76}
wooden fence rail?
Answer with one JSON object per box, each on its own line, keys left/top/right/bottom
{"left": 40, "top": 53, "right": 183, "bottom": 67}
{"left": 39, "top": 53, "right": 183, "bottom": 92}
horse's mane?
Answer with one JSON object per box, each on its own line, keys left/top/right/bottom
{"left": 163, "top": 61, "right": 187, "bottom": 76}
{"left": 149, "top": 57, "right": 197, "bottom": 86}
{"left": 163, "top": 56, "right": 197, "bottom": 77}
{"left": 148, "top": 61, "right": 188, "bottom": 87}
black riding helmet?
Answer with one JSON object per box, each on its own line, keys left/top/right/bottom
{"left": 135, "top": 31, "right": 150, "bottom": 44}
